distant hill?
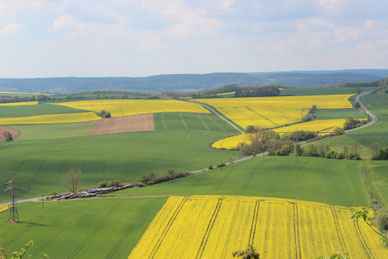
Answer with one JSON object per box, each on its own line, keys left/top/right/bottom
{"left": 0, "top": 69, "right": 388, "bottom": 94}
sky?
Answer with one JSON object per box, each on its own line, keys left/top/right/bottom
{"left": 0, "top": 0, "right": 387, "bottom": 78}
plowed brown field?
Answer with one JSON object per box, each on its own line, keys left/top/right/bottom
{"left": 89, "top": 114, "right": 154, "bottom": 135}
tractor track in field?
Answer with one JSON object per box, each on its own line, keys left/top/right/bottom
{"left": 68, "top": 205, "right": 118, "bottom": 259}
{"left": 330, "top": 206, "right": 348, "bottom": 254}
{"left": 196, "top": 197, "right": 223, "bottom": 259}
{"left": 150, "top": 196, "right": 188, "bottom": 259}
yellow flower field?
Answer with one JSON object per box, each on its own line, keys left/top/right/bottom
{"left": 52, "top": 99, "right": 209, "bottom": 117}
{"left": 129, "top": 195, "right": 388, "bottom": 259}
{"left": 0, "top": 112, "right": 100, "bottom": 125}
{"left": 216, "top": 92, "right": 235, "bottom": 96}
{"left": 0, "top": 205, "right": 8, "bottom": 213}
{"left": 194, "top": 94, "right": 353, "bottom": 129}
{"left": 212, "top": 119, "right": 347, "bottom": 149}
{"left": 0, "top": 101, "right": 38, "bottom": 106}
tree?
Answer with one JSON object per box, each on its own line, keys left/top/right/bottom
{"left": 62, "top": 168, "right": 82, "bottom": 193}
{"left": 369, "top": 143, "right": 381, "bottom": 158}
{"left": 2, "top": 131, "right": 13, "bottom": 142}
{"left": 0, "top": 240, "right": 48, "bottom": 259}
{"left": 232, "top": 245, "right": 260, "bottom": 259}
{"left": 351, "top": 207, "right": 388, "bottom": 246}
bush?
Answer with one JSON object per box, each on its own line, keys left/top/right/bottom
{"left": 240, "top": 143, "right": 253, "bottom": 156}
{"left": 355, "top": 102, "right": 361, "bottom": 109}
{"left": 140, "top": 171, "right": 191, "bottom": 186}
{"left": 208, "top": 165, "right": 213, "bottom": 170}
{"left": 376, "top": 208, "right": 388, "bottom": 230}
{"left": 245, "top": 125, "right": 255, "bottom": 133}
{"left": 217, "top": 162, "right": 226, "bottom": 168}
{"left": 336, "top": 153, "right": 345, "bottom": 159}
{"left": 98, "top": 179, "right": 122, "bottom": 188}
{"left": 285, "top": 131, "right": 317, "bottom": 141}
{"left": 333, "top": 127, "right": 345, "bottom": 135}
{"left": 343, "top": 116, "right": 367, "bottom": 130}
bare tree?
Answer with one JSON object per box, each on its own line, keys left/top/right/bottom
{"left": 62, "top": 168, "right": 82, "bottom": 193}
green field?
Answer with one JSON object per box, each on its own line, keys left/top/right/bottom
{"left": 0, "top": 103, "right": 87, "bottom": 118}
{"left": 281, "top": 86, "right": 375, "bottom": 96}
{"left": 315, "top": 108, "right": 365, "bottom": 119}
{"left": 0, "top": 197, "right": 166, "bottom": 258}
{"left": 110, "top": 156, "right": 368, "bottom": 207}
{"left": 0, "top": 112, "right": 239, "bottom": 201}
{"left": 368, "top": 161, "right": 388, "bottom": 207}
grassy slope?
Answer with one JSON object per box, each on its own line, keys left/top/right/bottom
{"left": 315, "top": 108, "right": 365, "bottom": 119}
{"left": 0, "top": 113, "right": 238, "bottom": 201}
{"left": 0, "top": 197, "right": 166, "bottom": 259}
{"left": 369, "top": 161, "right": 388, "bottom": 207}
{"left": 11, "top": 121, "right": 98, "bottom": 140}
{"left": 0, "top": 103, "right": 87, "bottom": 118}
{"left": 111, "top": 156, "right": 368, "bottom": 207}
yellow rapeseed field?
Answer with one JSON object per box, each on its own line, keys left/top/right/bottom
{"left": 129, "top": 196, "right": 388, "bottom": 259}
{"left": 216, "top": 92, "right": 235, "bottom": 96}
{"left": 52, "top": 99, "right": 209, "bottom": 117}
{"left": 0, "top": 101, "right": 38, "bottom": 106}
{"left": 194, "top": 94, "right": 353, "bottom": 129}
{"left": 0, "top": 205, "right": 8, "bottom": 213}
{"left": 0, "top": 112, "right": 100, "bottom": 125}
{"left": 212, "top": 119, "right": 347, "bottom": 149}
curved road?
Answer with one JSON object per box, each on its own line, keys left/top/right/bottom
{"left": 0, "top": 91, "right": 378, "bottom": 206}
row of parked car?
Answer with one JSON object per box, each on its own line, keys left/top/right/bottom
{"left": 46, "top": 184, "right": 134, "bottom": 200}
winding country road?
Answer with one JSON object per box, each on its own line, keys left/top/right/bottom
{"left": 0, "top": 91, "right": 378, "bottom": 206}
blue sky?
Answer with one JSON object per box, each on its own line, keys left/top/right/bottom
{"left": 0, "top": 0, "right": 387, "bottom": 77}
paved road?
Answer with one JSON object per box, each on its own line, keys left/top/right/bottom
{"left": 1, "top": 91, "right": 377, "bottom": 206}
{"left": 345, "top": 91, "right": 378, "bottom": 133}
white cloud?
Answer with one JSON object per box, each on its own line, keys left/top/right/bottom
{"left": 168, "top": 15, "right": 222, "bottom": 39}
{"left": 2, "top": 23, "right": 24, "bottom": 36}
{"left": 47, "top": 15, "right": 76, "bottom": 32}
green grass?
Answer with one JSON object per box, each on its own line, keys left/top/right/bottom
{"left": 315, "top": 108, "right": 365, "bottom": 120}
{"left": 11, "top": 121, "right": 98, "bottom": 140}
{"left": 110, "top": 156, "right": 368, "bottom": 207}
{"left": 281, "top": 86, "right": 375, "bottom": 96}
{"left": 0, "top": 103, "right": 87, "bottom": 118}
{"left": 154, "top": 112, "right": 235, "bottom": 133}
{"left": 0, "top": 130, "right": 239, "bottom": 201}
{"left": 0, "top": 197, "right": 166, "bottom": 258}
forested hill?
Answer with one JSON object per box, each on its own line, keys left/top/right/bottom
{"left": 1, "top": 69, "right": 388, "bottom": 93}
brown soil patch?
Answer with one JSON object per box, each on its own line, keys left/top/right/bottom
{"left": 0, "top": 126, "right": 19, "bottom": 141}
{"left": 89, "top": 114, "right": 154, "bottom": 135}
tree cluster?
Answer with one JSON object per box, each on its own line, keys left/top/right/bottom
{"left": 0, "top": 94, "right": 51, "bottom": 103}
{"left": 139, "top": 169, "right": 191, "bottom": 186}
{"left": 343, "top": 116, "right": 367, "bottom": 130}
{"left": 371, "top": 146, "right": 388, "bottom": 160}
{"left": 301, "top": 105, "right": 317, "bottom": 122}
{"left": 234, "top": 86, "right": 280, "bottom": 98}
{"left": 299, "top": 143, "right": 361, "bottom": 160}
{"left": 97, "top": 110, "right": 111, "bottom": 118}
